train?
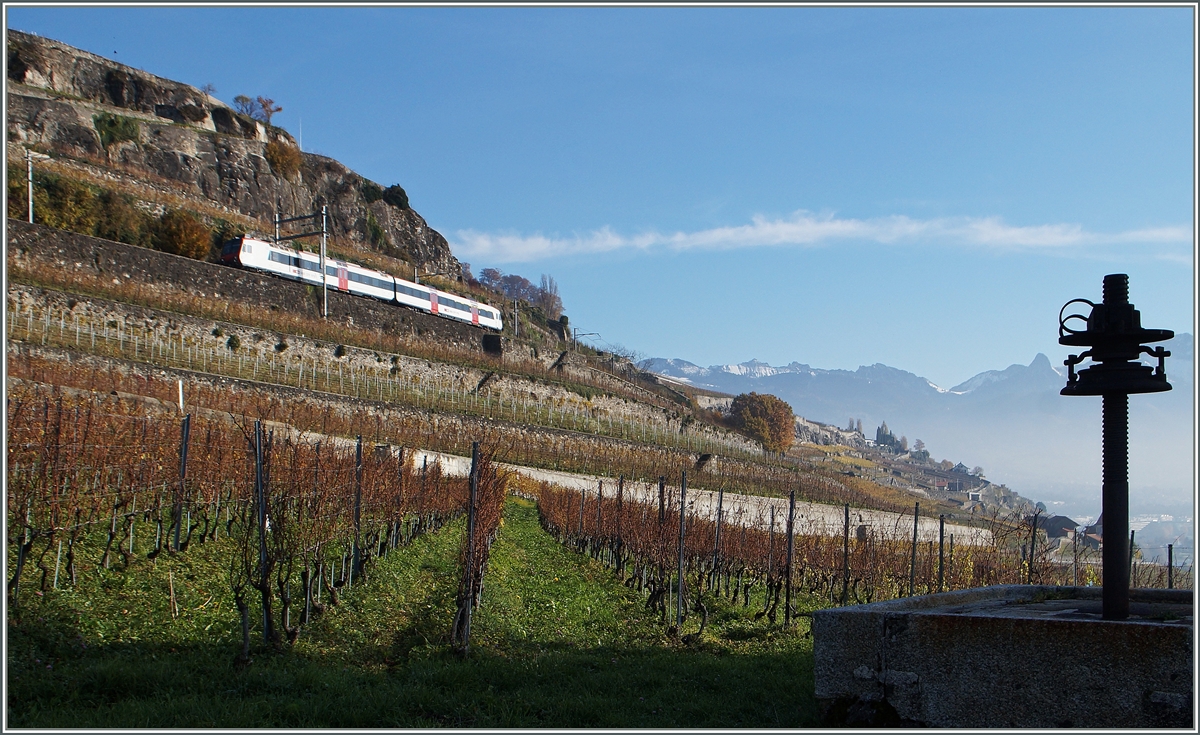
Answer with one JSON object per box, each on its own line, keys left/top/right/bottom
{"left": 219, "top": 235, "right": 504, "bottom": 331}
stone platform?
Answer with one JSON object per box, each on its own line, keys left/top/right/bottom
{"left": 813, "top": 585, "right": 1193, "bottom": 727}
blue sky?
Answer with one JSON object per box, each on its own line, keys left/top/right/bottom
{"left": 6, "top": 5, "right": 1195, "bottom": 388}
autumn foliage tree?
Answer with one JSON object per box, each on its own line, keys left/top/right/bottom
{"left": 729, "top": 392, "right": 794, "bottom": 454}
{"left": 153, "top": 208, "right": 210, "bottom": 260}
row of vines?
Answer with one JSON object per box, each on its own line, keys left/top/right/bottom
{"left": 7, "top": 294, "right": 758, "bottom": 458}
{"left": 6, "top": 260, "right": 698, "bottom": 432}
{"left": 9, "top": 345, "right": 922, "bottom": 516}
{"left": 534, "top": 477, "right": 1192, "bottom": 634}
{"left": 5, "top": 380, "right": 511, "bottom": 657}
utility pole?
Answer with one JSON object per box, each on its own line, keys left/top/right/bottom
{"left": 27, "top": 148, "right": 33, "bottom": 223}
{"left": 274, "top": 206, "right": 330, "bottom": 318}
{"left": 572, "top": 328, "right": 599, "bottom": 353}
{"left": 320, "top": 205, "right": 328, "bottom": 318}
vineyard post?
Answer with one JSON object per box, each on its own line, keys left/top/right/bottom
{"left": 12, "top": 499, "right": 33, "bottom": 601}
{"left": 1073, "top": 531, "right": 1079, "bottom": 586}
{"left": 353, "top": 435, "right": 362, "bottom": 583}
{"left": 457, "top": 441, "right": 480, "bottom": 654}
{"left": 254, "top": 420, "right": 268, "bottom": 642}
{"left": 395, "top": 446, "right": 405, "bottom": 549}
{"left": 616, "top": 475, "right": 624, "bottom": 575}
{"left": 767, "top": 505, "right": 775, "bottom": 579}
{"left": 676, "top": 470, "right": 687, "bottom": 629}
{"left": 785, "top": 489, "right": 795, "bottom": 626}
{"left": 174, "top": 414, "right": 191, "bottom": 552}
{"left": 938, "top": 514, "right": 945, "bottom": 592}
{"left": 1028, "top": 507, "right": 1041, "bottom": 585}
{"left": 712, "top": 487, "right": 724, "bottom": 591}
{"left": 658, "top": 476, "right": 665, "bottom": 524}
{"left": 949, "top": 533, "right": 954, "bottom": 587}
{"left": 908, "top": 502, "right": 919, "bottom": 597}
{"left": 841, "top": 503, "right": 849, "bottom": 606}
{"left": 596, "top": 481, "right": 603, "bottom": 543}
{"left": 1167, "top": 544, "right": 1173, "bottom": 589}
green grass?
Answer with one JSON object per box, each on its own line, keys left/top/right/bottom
{"left": 7, "top": 499, "right": 820, "bottom": 727}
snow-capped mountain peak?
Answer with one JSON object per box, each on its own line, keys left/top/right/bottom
{"left": 717, "top": 360, "right": 784, "bottom": 379}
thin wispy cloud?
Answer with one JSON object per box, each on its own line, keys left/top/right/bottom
{"left": 452, "top": 211, "right": 1194, "bottom": 263}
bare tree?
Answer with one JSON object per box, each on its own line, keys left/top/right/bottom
{"left": 538, "top": 274, "right": 563, "bottom": 321}
{"left": 256, "top": 96, "right": 282, "bottom": 126}
{"left": 606, "top": 343, "right": 645, "bottom": 362}
{"left": 233, "top": 95, "right": 258, "bottom": 117}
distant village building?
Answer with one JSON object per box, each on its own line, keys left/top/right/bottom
{"left": 1081, "top": 515, "right": 1104, "bottom": 550}
{"left": 1029, "top": 514, "right": 1080, "bottom": 540}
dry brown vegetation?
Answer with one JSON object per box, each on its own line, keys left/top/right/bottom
{"left": 533, "top": 480, "right": 1189, "bottom": 623}
{"left": 5, "top": 378, "right": 478, "bottom": 654}
{"left": 264, "top": 140, "right": 301, "bottom": 180}
{"left": 9, "top": 345, "right": 923, "bottom": 516}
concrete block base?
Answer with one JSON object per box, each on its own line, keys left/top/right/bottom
{"left": 813, "top": 585, "right": 1193, "bottom": 728}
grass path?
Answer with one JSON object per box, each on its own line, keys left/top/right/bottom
{"left": 7, "top": 497, "right": 819, "bottom": 727}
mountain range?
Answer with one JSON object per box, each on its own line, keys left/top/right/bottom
{"left": 641, "top": 332, "right": 1194, "bottom": 528}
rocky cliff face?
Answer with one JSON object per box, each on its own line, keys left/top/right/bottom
{"left": 6, "top": 29, "right": 460, "bottom": 275}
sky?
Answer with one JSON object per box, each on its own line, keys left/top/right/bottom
{"left": 6, "top": 5, "right": 1196, "bottom": 390}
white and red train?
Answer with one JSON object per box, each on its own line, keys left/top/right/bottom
{"left": 220, "top": 235, "right": 503, "bottom": 331}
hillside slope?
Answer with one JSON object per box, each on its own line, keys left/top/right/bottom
{"left": 7, "top": 29, "right": 458, "bottom": 275}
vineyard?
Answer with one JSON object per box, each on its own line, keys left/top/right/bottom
{"left": 9, "top": 342, "right": 925, "bottom": 518}
{"left": 7, "top": 284, "right": 758, "bottom": 458}
{"left": 6, "top": 379, "right": 500, "bottom": 655}
{"left": 9, "top": 376, "right": 1188, "bottom": 635}
{"left": 533, "top": 477, "right": 1191, "bottom": 625}
{"left": 11, "top": 353, "right": 1190, "bottom": 629}
{"left": 6, "top": 381, "right": 820, "bottom": 726}
{"left": 7, "top": 361, "right": 1192, "bottom": 727}
{"left": 8, "top": 242, "right": 717, "bottom": 432}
